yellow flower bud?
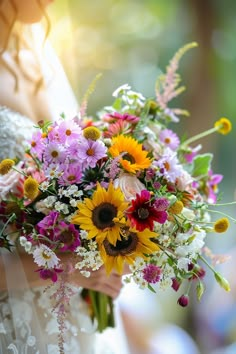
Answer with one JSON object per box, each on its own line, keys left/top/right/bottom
{"left": 214, "top": 117, "right": 232, "bottom": 135}
{"left": 169, "top": 200, "right": 184, "bottom": 215}
{"left": 24, "top": 176, "right": 39, "bottom": 200}
{"left": 83, "top": 126, "right": 101, "bottom": 141}
{"left": 213, "top": 218, "right": 230, "bottom": 233}
{"left": 0, "top": 159, "right": 15, "bottom": 175}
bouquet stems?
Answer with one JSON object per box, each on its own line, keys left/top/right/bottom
{"left": 82, "top": 289, "right": 115, "bottom": 332}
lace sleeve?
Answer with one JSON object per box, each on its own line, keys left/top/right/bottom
{"left": 0, "top": 107, "right": 34, "bottom": 161}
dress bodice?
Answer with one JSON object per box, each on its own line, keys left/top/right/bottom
{"left": 0, "top": 106, "right": 34, "bottom": 161}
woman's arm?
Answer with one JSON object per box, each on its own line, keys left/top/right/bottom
{"left": 0, "top": 250, "right": 123, "bottom": 299}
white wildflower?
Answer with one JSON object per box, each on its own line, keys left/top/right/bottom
{"left": 33, "top": 244, "right": 59, "bottom": 268}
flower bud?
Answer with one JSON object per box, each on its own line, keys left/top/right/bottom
{"left": 177, "top": 294, "right": 189, "bottom": 307}
{"left": 196, "top": 281, "right": 205, "bottom": 301}
{"left": 214, "top": 272, "right": 231, "bottom": 292}
{"left": 172, "top": 278, "right": 181, "bottom": 292}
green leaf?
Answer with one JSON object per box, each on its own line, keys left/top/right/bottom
{"left": 192, "top": 153, "right": 213, "bottom": 177}
{"left": 148, "top": 283, "right": 157, "bottom": 293}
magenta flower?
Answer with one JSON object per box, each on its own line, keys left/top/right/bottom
{"left": 36, "top": 211, "right": 60, "bottom": 243}
{"left": 104, "top": 112, "right": 140, "bottom": 124}
{"left": 78, "top": 137, "right": 107, "bottom": 168}
{"left": 143, "top": 264, "right": 162, "bottom": 283}
{"left": 55, "top": 221, "right": 81, "bottom": 252}
{"left": 206, "top": 170, "right": 223, "bottom": 204}
{"left": 159, "top": 129, "right": 180, "bottom": 150}
{"left": 177, "top": 294, "right": 189, "bottom": 307}
{"left": 184, "top": 144, "right": 202, "bottom": 163}
{"left": 58, "top": 163, "right": 82, "bottom": 186}
{"left": 37, "top": 267, "right": 63, "bottom": 282}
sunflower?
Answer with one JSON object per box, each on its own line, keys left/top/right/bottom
{"left": 98, "top": 227, "right": 159, "bottom": 274}
{"left": 71, "top": 182, "right": 129, "bottom": 245}
{"left": 109, "top": 135, "right": 151, "bottom": 173}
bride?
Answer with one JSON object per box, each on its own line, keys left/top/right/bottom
{"left": 0, "top": 1, "right": 130, "bottom": 353}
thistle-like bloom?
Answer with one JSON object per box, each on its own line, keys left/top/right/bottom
{"left": 142, "top": 264, "right": 162, "bottom": 284}
{"left": 24, "top": 176, "right": 39, "bottom": 200}
{"left": 71, "top": 182, "right": 129, "bottom": 245}
{"left": 109, "top": 135, "right": 151, "bottom": 173}
{"left": 98, "top": 227, "right": 159, "bottom": 274}
{"left": 126, "top": 190, "right": 168, "bottom": 231}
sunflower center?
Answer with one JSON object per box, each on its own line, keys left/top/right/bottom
{"left": 137, "top": 207, "right": 149, "bottom": 219}
{"left": 51, "top": 150, "right": 59, "bottom": 158}
{"left": 87, "top": 148, "right": 95, "bottom": 156}
{"left": 103, "top": 233, "right": 138, "bottom": 256}
{"left": 122, "top": 152, "right": 135, "bottom": 164}
{"left": 92, "top": 202, "right": 117, "bottom": 229}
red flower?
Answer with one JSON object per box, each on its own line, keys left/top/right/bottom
{"left": 126, "top": 190, "right": 168, "bottom": 231}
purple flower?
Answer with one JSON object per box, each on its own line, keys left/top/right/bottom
{"left": 29, "top": 131, "right": 45, "bottom": 159}
{"left": 206, "top": 170, "right": 223, "bottom": 204}
{"left": 43, "top": 142, "right": 67, "bottom": 164}
{"left": 184, "top": 144, "right": 202, "bottom": 163}
{"left": 57, "top": 120, "right": 82, "bottom": 143}
{"left": 78, "top": 137, "right": 107, "bottom": 168}
{"left": 58, "top": 163, "right": 82, "bottom": 186}
{"left": 159, "top": 129, "right": 180, "bottom": 150}
{"left": 153, "top": 197, "right": 169, "bottom": 211}
{"left": 155, "top": 148, "right": 184, "bottom": 183}
{"left": 143, "top": 264, "right": 162, "bottom": 283}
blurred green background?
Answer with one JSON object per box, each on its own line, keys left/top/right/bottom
{"left": 48, "top": 1, "right": 236, "bottom": 353}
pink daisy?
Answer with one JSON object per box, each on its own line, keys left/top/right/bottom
{"left": 58, "top": 164, "right": 82, "bottom": 186}
{"left": 159, "top": 129, "right": 180, "bottom": 150}
{"left": 78, "top": 137, "right": 107, "bottom": 168}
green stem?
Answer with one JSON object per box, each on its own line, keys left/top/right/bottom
{"left": 199, "top": 254, "right": 217, "bottom": 275}
{"left": 207, "top": 209, "right": 236, "bottom": 222}
{"left": 182, "top": 127, "right": 219, "bottom": 147}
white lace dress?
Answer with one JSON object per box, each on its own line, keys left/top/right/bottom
{"left": 0, "top": 107, "right": 130, "bottom": 354}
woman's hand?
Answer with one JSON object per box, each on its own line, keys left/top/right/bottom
{"left": 70, "top": 266, "right": 123, "bottom": 299}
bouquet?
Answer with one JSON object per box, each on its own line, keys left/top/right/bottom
{"left": 0, "top": 42, "right": 233, "bottom": 339}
